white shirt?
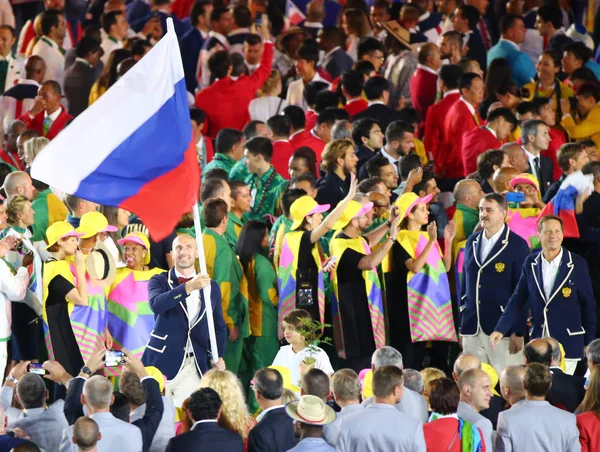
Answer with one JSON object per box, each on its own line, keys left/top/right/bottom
{"left": 480, "top": 225, "right": 505, "bottom": 262}
{"left": 100, "top": 37, "right": 123, "bottom": 65}
{"left": 271, "top": 344, "right": 334, "bottom": 387}
{"left": 43, "top": 106, "right": 62, "bottom": 127}
{"left": 0, "top": 0, "right": 15, "bottom": 28}
{"left": 416, "top": 63, "right": 438, "bottom": 76}
{"left": 249, "top": 96, "right": 287, "bottom": 122}
{"left": 256, "top": 404, "right": 285, "bottom": 422}
{"left": 31, "top": 36, "right": 65, "bottom": 88}
{"left": 523, "top": 147, "right": 541, "bottom": 182}
{"left": 381, "top": 147, "right": 399, "bottom": 175}
{"left": 541, "top": 248, "right": 563, "bottom": 300}
{"left": 174, "top": 269, "right": 200, "bottom": 352}
{"left": 192, "top": 419, "right": 218, "bottom": 429}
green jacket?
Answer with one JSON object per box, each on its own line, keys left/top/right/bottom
{"left": 243, "top": 166, "right": 287, "bottom": 222}
{"left": 202, "top": 153, "right": 237, "bottom": 181}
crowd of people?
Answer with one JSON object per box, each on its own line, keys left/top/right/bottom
{"left": 2, "top": 0, "right": 600, "bottom": 450}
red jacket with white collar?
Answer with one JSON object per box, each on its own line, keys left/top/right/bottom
{"left": 440, "top": 98, "right": 482, "bottom": 179}
{"left": 272, "top": 140, "right": 294, "bottom": 179}
{"left": 289, "top": 129, "right": 326, "bottom": 169}
{"left": 19, "top": 106, "right": 73, "bottom": 140}
{"left": 425, "top": 91, "right": 460, "bottom": 174}
{"left": 344, "top": 98, "right": 368, "bottom": 117}
{"left": 461, "top": 126, "right": 503, "bottom": 176}
{"left": 410, "top": 66, "right": 438, "bottom": 138}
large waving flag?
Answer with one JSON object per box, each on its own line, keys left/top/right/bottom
{"left": 31, "top": 19, "right": 198, "bottom": 241}
{"left": 539, "top": 171, "right": 594, "bottom": 238}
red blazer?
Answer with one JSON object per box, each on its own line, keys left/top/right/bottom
{"left": 410, "top": 67, "right": 438, "bottom": 138}
{"left": 577, "top": 412, "right": 600, "bottom": 452}
{"left": 19, "top": 107, "right": 73, "bottom": 140}
{"left": 272, "top": 140, "right": 294, "bottom": 179}
{"left": 424, "top": 418, "right": 487, "bottom": 452}
{"left": 195, "top": 42, "right": 274, "bottom": 138}
{"left": 305, "top": 110, "right": 318, "bottom": 132}
{"left": 344, "top": 98, "right": 368, "bottom": 117}
{"left": 425, "top": 92, "right": 460, "bottom": 174}
{"left": 290, "top": 129, "right": 325, "bottom": 169}
{"left": 461, "top": 126, "right": 502, "bottom": 176}
{"left": 441, "top": 98, "right": 482, "bottom": 179}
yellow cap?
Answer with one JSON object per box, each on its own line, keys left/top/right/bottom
{"left": 333, "top": 200, "right": 373, "bottom": 230}
{"left": 289, "top": 196, "right": 330, "bottom": 231}
{"left": 481, "top": 362, "right": 501, "bottom": 398}
{"left": 45, "top": 221, "right": 84, "bottom": 249}
{"left": 144, "top": 366, "right": 166, "bottom": 393}
{"left": 76, "top": 211, "right": 118, "bottom": 239}
{"left": 118, "top": 232, "right": 151, "bottom": 265}
{"left": 394, "top": 192, "right": 433, "bottom": 221}
{"left": 269, "top": 365, "right": 300, "bottom": 393}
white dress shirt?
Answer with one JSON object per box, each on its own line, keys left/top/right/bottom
{"left": 31, "top": 36, "right": 65, "bottom": 88}
{"left": 381, "top": 147, "right": 399, "bottom": 175}
{"left": 174, "top": 269, "right": 200, "bottom": 352}
{"left": 541, "top": 248, "right": 563, "bottom": 300}
{"left": 100, "top": 37, "right": 124, "bottom": 65}
{"left": 480, "top": 225, "right": 505, "bottom": 263}
{"left": 523, "top": 147, "right": 541, "bottom": 182}
{"left": 256, "top": 404, "right": 285, "bottom": 422}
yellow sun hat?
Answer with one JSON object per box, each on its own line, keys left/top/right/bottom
{"left": 289, "top": 196, "right": 330, "bottom": 231}
{"left": 394, "top": 192, "right": 433, "bottom": 221}
{"left": 118, "top": 232, "right": 151, "bottom": 265}
{"left": 333, "top": 200, "right": 374, "bottom": 230}
{"left": 45, "top": 221, "right": 84, "bottom": 249}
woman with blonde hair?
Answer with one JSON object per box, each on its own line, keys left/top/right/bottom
{"left": 577, "top": 366, "right": 600, "bottom": 451}
{"left": 248, "top": 70, "right": 287, "bottom": 122}
{"left": 22, "top": 137, "right": 49, "bottom": 168}
{"left": 421, "top": 367, "right": 447, "bottom": 408}
{"left": 198, "top": 369, "right": 255, "bottom": 444}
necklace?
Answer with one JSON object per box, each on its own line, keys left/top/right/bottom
{"left": 251, "top": 169, "right": 276, "bottom": 214}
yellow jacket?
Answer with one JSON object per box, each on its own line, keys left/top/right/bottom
{"left": 560, "top": 103, "right": 600, "bottom": 151}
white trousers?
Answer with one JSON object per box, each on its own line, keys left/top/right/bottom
{"left": 462, "top": 329, "right": 524, "bottom": 376}
{"left": 165, "top": 356, "right": 202, "bottom": 408}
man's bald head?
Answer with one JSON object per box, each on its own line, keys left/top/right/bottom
{"left": 453, "top": 354, "right": 481, "bottom": 380}
{"left": 306, "top": 0, "right": 325, "bottom": 20}
{"left": 72, "top": 416, "right": 101, "bottom": 451}
{"left": 543, "top": 337, "right": 561, "bottom": 366}
{"left": 3, "top": 171, "right": 35, "bottom": 200}
{"left": 5, "top": 121, "right": 26, "bottom": 151}
{"left": 171, "top": 233, "right": 198, "bottom": 270}
{"left": 500, "top": 365, "right": 526, "bottom": 405}
{"left": 524, "top": 338, "right": 553, "bottom": 366}
{"left": 453, "top": 179, "right": 483, "bottom": 208}
{"left": 172, "top": 233, "right": 196, "bottom": 250}
{"left": 25, "top": 55, "right": 46, "bottom": 82}
{"left": 492, "top": 167, "right": 519, "bottom": 193}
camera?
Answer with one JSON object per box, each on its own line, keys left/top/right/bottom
{"left": 297, "top": 283, "right": 314, "bottom": 307}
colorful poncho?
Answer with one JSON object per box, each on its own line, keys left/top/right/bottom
{"left": 428, "top": 413, "right": 484, "bottom": 452}
{"left": 277, "top": 230, "right": 325, "bottom": 339}
{"left": 507, "top": 208, "right": 540, "bottom": 250}
{"left": 43, "top": 259, "right": 109, "bottom": 370}
{"left": 107, "top": 267, "right": 164, "bottom": 358}
{"left": 397, "top": 230, "right": 457, "bottom": 343}
{"left": 329, "top": 235, "right": 386, "bottom": 358}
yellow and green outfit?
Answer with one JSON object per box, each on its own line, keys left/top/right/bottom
{"left": 202, "top": 153, "right": 237, "bottom": 182}
{"left": 269, "top": 216, "right": 293, "bottom": 268}
{"left": 452, "top": 204, "right": 479, "bottom": 258}
{"left": 203, "top": 228, "right": 249, "bottom": 373}
{"left": 31, "top": 188, "right": 69, "bottom": 242}
{"left": 196, "top": 204, "right": 239, "bottom": 249}
{"left": 244, "top": 166, "right": 287, "bottom": 222}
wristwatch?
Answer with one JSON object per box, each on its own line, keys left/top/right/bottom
{"left": 80, "top": 366, "right": 93, "bottom": 377}
{"left": 5, "top": 376, "right": 18, "bottom": 385}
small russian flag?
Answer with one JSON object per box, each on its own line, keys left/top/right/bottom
{"left": 31, "top": 19, "right": 199, "bottom": 241}
{"left": 287, "top": 0, "right": 306, "bottom": 26}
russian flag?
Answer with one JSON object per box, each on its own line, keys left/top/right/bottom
{"left": 31, "top": 19, "right": 198, "bottom": 241}
{"left": 539, "top": 171, "right": 594, "bottom": 238}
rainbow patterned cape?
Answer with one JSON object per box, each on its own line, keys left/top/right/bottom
{"left": 398, "top": 230, "right": 457, "bottom": 343}
{"left": 108, "top": 267, "right": 164, "bottom": 358}
{"left": 43, "top": 260, "right": 109, "bottom": 365}
{"left": 507, "top": 208, "right": 541, "bottom": 250}
{"left": 329, "top": 236, "right": 386, "bottom": 358}
{"left": 277, "top": 230, "right": 325, "bottom": 339}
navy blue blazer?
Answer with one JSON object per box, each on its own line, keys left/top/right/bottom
{"left": 466, "top": 28, "right": 487, "bottom": 73}
{"left": 495, "top": 248, "right": 597, "bottom": 359}
{"left": 126, "top": 0, "right": 150, "bottom": 27}
{"left": 460, "top": 226, "right": 530, "bottom": 336}
{"left": 248, "top": 407, "right": 298, "bottom": 452}
{"left": 418, "top": 11, "right": 443, "bottom": 33}
{"left": 323, "top": 47, "right": 353, "bottom": 80}
{"left": 141, "top": 269, "right": 228, "bottom": 380}
{"left": 166, "top": 421, "right": 243, "bottom": 452}
{"left": 180, "top": 27, "right": 205, "bottom": 93}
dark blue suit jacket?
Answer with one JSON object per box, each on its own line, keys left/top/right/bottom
{"left": 247, "top": 407, "right": 298, "bottom": 452}
{"left": 495, "top": 248, "right": 597, "bottom": 359}
{"left": 460, "top": 226, "right": 530, "bottom": 336}
{"left": 466, "top": 28, "right": 487, "bottom": 73}
{"left": 131, "top": 11, "right": 190, "bottom": 38}
{"left": 180, "top": 27, "right": 205, "bottom": 93}
{"left": 324, "top": 47, "right": 353, "bottom": 80}
{"left": 418, "top": 11, "right": 442, "bottom": 33}
{"left": 126, "top": 0, "right": 151, "bottom": 27}
{"left": 64, "top": 377, "right": 164, "bottom": 452}
{"left": 141, "top": 270, "right": 227, "bottom": 380}
{"left": 166, "top": 421, "right": 243, "bottom": 452}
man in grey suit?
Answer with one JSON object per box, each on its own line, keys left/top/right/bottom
{"left": 120, "top": 370, "right": 175, "bottom": 452}
{"left": 361, "top": 346, "right": 428, "bottom": 423}
{"left": 499, "top": 365, "right": 527, "bottom": 408}
{"left": 496, "top": 363, "right": 580, "bottom": 452}
{"left": 337, "top": 365, "right": 426, "bottom": 452}
{"left": 0, "top": 361, "right": 68, "bottom": 452}
{"left": 323, "top": 369, "right": 363, "bottom": 446}
{"left": 63, "top": 37, "right": 103, "bottom": 117}
{"left": 456, "top": 368, "right": 494, "bottom": 452}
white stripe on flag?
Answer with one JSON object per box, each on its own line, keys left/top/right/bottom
{"left": 32, "top": 19, "right": 185, "bottom": 195}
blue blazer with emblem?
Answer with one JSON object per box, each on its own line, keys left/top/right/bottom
{"left": 141, "top": 269, "right": 228, "bottom": 380}
{"left": 494, "top": 248, "right": 597, "bottom": 359}
{"left": 180, "top": 27, "right": 205, "bottom": 93}
{"left": 460, "top": 226, "right": 530, "bottom": 336}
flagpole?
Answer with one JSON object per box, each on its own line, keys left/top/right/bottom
{"left": 192, "top": 204, "right": 220, "bottom": 363}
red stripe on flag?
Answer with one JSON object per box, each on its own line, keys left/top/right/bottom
{"left": 120, "top": 141, "right": 199, "bottom": 241}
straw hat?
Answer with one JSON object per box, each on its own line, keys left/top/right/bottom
{"left": 285, "top": 395, "right": 336, "bottom": 425}
{"left": 333, "top": 200, "right": 373, "bottom": 230}
{"left": 118, "top": 232, "right": 151, "bottom": 265}
{"left": 76, "top": 211, "right": 118, "bottom": 239}
{"left": 394, "top": 192, "right": 433, "bottom": 221}
{"left": 290, "top": 196, "right": 330, "bottom": 231}
{"left": 275, "top": 26, "right": 311, "bottom": 52}
{"left": 85, "top": 240, "right": 116, "bottom": 287}
{"left": 45, "top": 221, "right": 84, "bottom": 250}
